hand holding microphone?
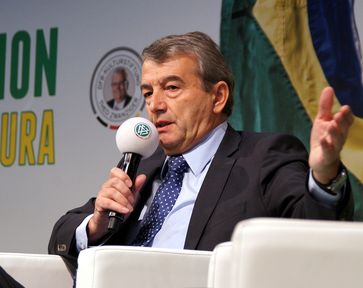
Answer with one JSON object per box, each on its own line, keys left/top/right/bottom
{"left": 108, "top": 117, "right": 159, "bottom": 231}
{"left": 88, "top": 118, "right": 159, "bottom": 241}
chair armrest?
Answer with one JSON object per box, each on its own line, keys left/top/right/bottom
{"left": 0, "top": 252, "right": 73, "bottom": 288}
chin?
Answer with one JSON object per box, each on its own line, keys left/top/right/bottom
{"left": 160, "top": 143, "right": 181, "bottom": 156}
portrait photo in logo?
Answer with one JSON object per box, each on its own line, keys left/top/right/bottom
{"left": 90, "top": 47, "right": 146, "bottom": 129}
{"left": 105, "top": 67, "right": 133, "bottom": 110}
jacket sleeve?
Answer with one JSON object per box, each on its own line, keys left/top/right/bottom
{"left": 48, "top": 198, "right": 95, "bottom": 257}
{"left": 258, "top": 133, "right": 354, "bottom": 220}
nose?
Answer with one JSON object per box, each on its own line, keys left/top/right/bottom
{"left": 148, "top": 90, "right": 167, "bottom": 113}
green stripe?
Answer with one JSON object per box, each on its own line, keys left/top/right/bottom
{"left": 220, "top": 0, "right": 363, "bottom": 220}
{"left": 221, "top": 0, "right": 311, "bottom": 146}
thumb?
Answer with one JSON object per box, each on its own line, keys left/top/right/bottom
{"left": 317, "top": 86, "right": 334, "bottom": 120}
{"left": 134, "top": 174, "right": 147, "bottom": 194}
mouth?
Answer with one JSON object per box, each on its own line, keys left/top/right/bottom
{"left": 155, "top": 120, "right": 172, "bottom": 129}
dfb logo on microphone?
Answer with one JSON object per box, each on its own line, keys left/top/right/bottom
{"left": 134, "top": 123, "right": 151, "bottom": 139}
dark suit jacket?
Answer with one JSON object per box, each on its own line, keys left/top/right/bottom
{"left": 48, "top": 126, "right": 353, "bottom": 267}
{"left": 107, "top": 94, "right": 132, "bottom": 109}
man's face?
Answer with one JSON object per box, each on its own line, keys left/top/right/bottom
{"left": 141, "top": 55, "right": 223, "bottom": 155}
{"left": 111, "top": 72, "right": 126, "bottom": 102}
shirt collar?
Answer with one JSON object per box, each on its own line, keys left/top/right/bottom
{"left": 160, "top": 121, "right": 227, "bottom": 177}
{"left": 113, "top": 98, "right": 127, "bottom": 110}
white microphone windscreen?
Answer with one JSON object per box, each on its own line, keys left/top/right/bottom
{"left": 115, "top": 117, "right": 159, "bottom": 159}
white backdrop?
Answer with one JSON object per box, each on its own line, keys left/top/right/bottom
{"left": 1, "top": 1, "right": 363, "bottom": 254}
{"left": 0, "top": 0, "right": 221, "bottom": 253}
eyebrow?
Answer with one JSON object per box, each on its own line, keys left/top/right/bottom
{"left": 140, "top": 75, "right": 185, "bottom": 91}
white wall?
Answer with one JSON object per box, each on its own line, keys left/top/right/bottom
{"left": 0, "top": 0, "right": 222, "bottom": 253}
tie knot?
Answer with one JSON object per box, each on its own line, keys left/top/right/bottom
{"left": 167, "top": 155, "right": 188, "bottom": 174}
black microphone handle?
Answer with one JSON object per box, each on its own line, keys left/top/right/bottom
{"left": 108, "top": 152, "right": 142, "bottom": 231}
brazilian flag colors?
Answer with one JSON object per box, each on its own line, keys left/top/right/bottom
{"left": 221, "top": 0, "right": 363, "bottom": 219}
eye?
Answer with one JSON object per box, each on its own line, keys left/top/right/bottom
{"left": 143, "top": 91, "right": 153, "bottom": 98}
{"left": 166, "top": 85, "right": 179, "bottom": 92}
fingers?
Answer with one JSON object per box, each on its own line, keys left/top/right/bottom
{"left": 95, "top": 168, "right": 136, "bottom": 215}
{"left": 94, "top": 168, "right": 147, "bottom": 218}
{"left": 316, "top": 87, "right": 354, "bottom": 147}
{"left": 319, "top": 122, "right": 344, "bottom": 151}
{"left": 317, "top": 86, "right": 334, "bottom": 120}
{"left": 109, "top": 167, "right": 132, "bottom": 188}
{"left": 106, "top": 171, "right": 146, "bottom": 207}
{"left": 134, "top": 174, "right": 147, "bottom": 194}
{"left": 88, "top": 169, "right": 147, "bottom": 241}
{"left": 96, "top": 186, "right": 133, "bottom": 215}
{"left": 318, "top": 87, "right": 354, "bottom": 126}
{"left": 326, "top": 105, "right": 354, "bottom": 146}
{"left": 334, "top": 105, "right": 354, "bottom": 131}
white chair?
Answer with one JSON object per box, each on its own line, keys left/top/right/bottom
{"left": 209, "top": 218, "right": 363, "bottom": 288}
{"left": 11, "top": 218, "right": 357, "bottom": 288}
{"left": 0, "top": 252, "right": 73, "bottom": 288}
{"left": 208, "top": 241, "right": 232, "bottom": 288}
{"left": 76, "top": 246, "right": 212, "bottom": 288}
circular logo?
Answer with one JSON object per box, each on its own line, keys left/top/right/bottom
{"left": 134, "top": 123, "right": 151, "bottom": 139}
{"left": 90, "top": 47, "right": 146, "bottom": 129}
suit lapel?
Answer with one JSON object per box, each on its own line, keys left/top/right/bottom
{"left": 184, "top": 126, "right": 241, "bottom": 249}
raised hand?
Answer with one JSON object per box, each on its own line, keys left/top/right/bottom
{"left": 309, "top": 87, "right": 354, "bottom": 184}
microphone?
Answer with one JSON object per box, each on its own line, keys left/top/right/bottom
{"left": 108, "top": 117, "right": 159, "bottom": 231}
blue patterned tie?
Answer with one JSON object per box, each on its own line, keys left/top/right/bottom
{"left": 133, "top": 155, "right": 188, "bottom": 246}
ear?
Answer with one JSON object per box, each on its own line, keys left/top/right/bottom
{"left": 212, "top": 81, "right": 229, "bottom": 114}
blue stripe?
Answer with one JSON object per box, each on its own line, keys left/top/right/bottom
{"left": 308, "top": 0, "right": 363, "bottom": 118}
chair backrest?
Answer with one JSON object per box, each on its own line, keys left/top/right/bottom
{"left": 0, "top": 252, "right": 73, "bottom": 288}
{"left": 76, "top": 246, "right": 212, "bottom": 288}
{"left": 229, "top": 218, "right": 363, "bottom": 288}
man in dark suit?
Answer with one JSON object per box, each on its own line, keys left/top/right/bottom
{"left": 107, "top": 68, "right": 132, "bottom": 110}
{"left": 49, "top": 32, "right": 354, "bottom": 267}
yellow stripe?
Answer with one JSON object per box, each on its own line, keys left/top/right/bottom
{"left": 252, "top": 0, "right": 363, "bottom": 182}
